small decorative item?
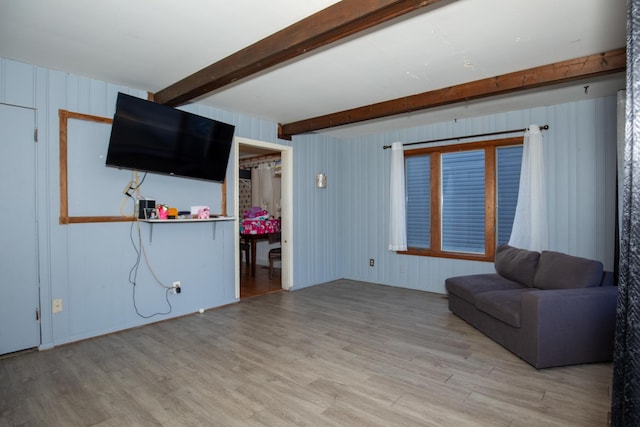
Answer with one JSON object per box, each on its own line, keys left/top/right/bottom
{"left": 197, "top": 207, "right": 210, "bottom": 219}
{"left": 157, "top": 205, "right": 169, "bottom": 219}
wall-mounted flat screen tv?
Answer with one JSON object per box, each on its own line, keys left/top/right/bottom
{"left": 106, "top": 92, "right": 235, "bottom": 183}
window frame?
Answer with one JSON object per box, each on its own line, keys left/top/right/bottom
{"left": 401, "top": 136, "right": 523, "bottom": 262}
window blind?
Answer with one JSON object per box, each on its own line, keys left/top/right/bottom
{"left": 441, "top": 150, "right": 485, "bottom": 253}
{"left": 405, "top": 155, "right": 430, "bottom": 249}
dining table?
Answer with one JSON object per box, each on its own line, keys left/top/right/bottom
{"left": 240, "top": 232, "right": 280, "bottom": 277}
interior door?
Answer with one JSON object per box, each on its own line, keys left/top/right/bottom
{"left": 0, "top": 103, "right": 40, "bottom": 355}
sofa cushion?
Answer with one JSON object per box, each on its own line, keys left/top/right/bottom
{"left": 494, "top": 244, "right": 540, "bottom": 287}
{"left": 533, "top": 251, "right": 604, "bottom": 290}
{"left": 475, "top": 289, "right": 536, "bottom": 328}
{"left": 446, "top": 273, "right": 526, "bottom": 305}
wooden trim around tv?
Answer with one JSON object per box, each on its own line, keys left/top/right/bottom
{"left": 58, "top": 109, "right": 227, "bottom": 224}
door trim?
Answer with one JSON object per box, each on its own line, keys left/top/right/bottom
{"left": 233, "top": 137, "right": 293, "bottom": 298}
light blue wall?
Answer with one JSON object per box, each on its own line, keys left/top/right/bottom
{"left": 291, "top": 134, "right": 343, "bottom": 288}
{"left": 0, "top": 57, "right": 294, "bottom": 348}
{"left": 0, "top": 56, "right": 619, "bottom": 348}
{"left": 336, "top": 97, "right": 619, "bottom": 293}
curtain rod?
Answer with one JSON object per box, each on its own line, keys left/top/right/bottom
{"left": 382, "top": 124, "right": 549, "bottom": 149}
{"left": 240, "top": 153, "right": 281, "bottom": 162}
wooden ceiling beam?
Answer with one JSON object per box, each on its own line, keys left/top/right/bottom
{"left": 154, "top": 0, "right": 449, "bottom": 107}
{"left": 278, "top": 48, "right": 626, "bottom": 139}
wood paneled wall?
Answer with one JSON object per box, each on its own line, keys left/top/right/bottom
{"left": 0, "top": 55, "right": 618, "bottom": 347}
{"left": 333, "top": 98, "right": 618, "bottom": 293}
{"left": 0, "top": 57, "right": 288, "bottom": 348}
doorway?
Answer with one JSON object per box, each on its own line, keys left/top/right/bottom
{"left": 0, "top": 103, "right": 40, "bottom": 355}
{"left": 234, "top": 137, "right": 292, "bottom": 299}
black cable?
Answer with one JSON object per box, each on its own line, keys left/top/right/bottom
{"left": 132, "top": 284, "right": 172, "bottom": 319}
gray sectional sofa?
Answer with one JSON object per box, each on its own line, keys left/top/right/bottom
{"left": 445, "top": 245, "right": 618, "bottom": 369}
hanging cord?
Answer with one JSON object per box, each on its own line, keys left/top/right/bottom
{"left": 119, "top": 183, "right": 135, "bottom": 217}
{"left": 135, "top": 220, "right": 172, "bottom": 290}
{"left": 123, "top": 172, "right": 172, "bottom": 318}
{"left": 119, "top": 172, "right": 148, "bottom": 216}
{"left": 131, "top": 172, "right": 147, "bottom": 193}
{"left": 128, "top": 220, "right": 172, "bottom": 318}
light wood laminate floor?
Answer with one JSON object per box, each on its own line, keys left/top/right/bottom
{"left": 0, "top": 280, "right": 612, "bottom": 426}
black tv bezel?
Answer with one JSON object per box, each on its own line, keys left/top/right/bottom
{"left": 105, "top": 93, "right": 235, "bottom": 183}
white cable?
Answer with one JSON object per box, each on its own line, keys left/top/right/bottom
{"left": 119, "top": 179, "right": 135, "bottom": 217}
{"left": 136, "top": 218, "right": 172, "bottom": 290}
{"left": 119, "top": 171, "right": 147, "bottom": 217}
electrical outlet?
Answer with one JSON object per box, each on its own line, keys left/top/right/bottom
{"left": 52, "top": 298, "right": 63, "bottom": 313}
{"left": 172, "top": 281, "right": 181, "bottom": 294}
{"left": 369, "top": 258, "right": 375, "bottom": 267}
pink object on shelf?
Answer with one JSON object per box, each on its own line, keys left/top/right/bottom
{"left": 197, "top": 207, "right": 210, "bottom": 219}
{"left": 157, "top": 205, "right": 168, "bottom": 219}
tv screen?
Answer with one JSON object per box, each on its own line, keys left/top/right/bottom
{"left": 106, "top": 92, "right": 235, "bottom": 183}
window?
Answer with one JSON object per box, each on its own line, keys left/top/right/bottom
{"left": 403, "top": 137, "right": 522, "bottom": 261}
{"left": 496, "top": 145, "right": 524, "bottom": 245}
{"left": 406, "top": 155, "right": 431, "bottom": 248}
{"left": 441, "top": 149, "right": 485, "bottom": 253}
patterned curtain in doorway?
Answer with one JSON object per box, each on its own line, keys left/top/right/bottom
{"left": 251, "top": 163, "right": 281, "bottom": 217}
{"left": 611, "top": 0, "right": 640, "bottom": 423}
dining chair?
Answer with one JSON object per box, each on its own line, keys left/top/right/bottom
{"left": 268, "top": 232, "right": 281, "bottom": 279}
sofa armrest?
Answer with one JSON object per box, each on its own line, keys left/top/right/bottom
{"left": 601, "top": 270, "right": 615, "bottom": 287}
{"left": 520, "top": 287, "right": 618, "bottom": 369}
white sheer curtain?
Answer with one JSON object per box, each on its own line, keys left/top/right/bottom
{"left": 251, "top": 164, "right": 281, "bottom": 216}
{"left": 389, "top": 142, "right": 407, "bottom": 251}
{"left": 508, "top": 125, "right": 548, "bottom": 251}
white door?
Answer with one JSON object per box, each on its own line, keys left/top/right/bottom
{"left": 0, "top": 104, "right": 40, "bottom": 354}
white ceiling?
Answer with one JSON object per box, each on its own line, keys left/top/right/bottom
{"left": 0, "top": 0, "right": 626, "bottom": 138}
